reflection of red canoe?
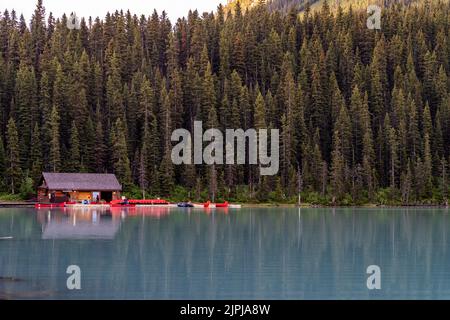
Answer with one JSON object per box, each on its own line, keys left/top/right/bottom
{"left": 35, "top": 203, "right": 65, "bottom": 208}
{"left": 110, "top": 203, "right": 136, "bottom": 208}
{"left": 110, "top": 199, "right": 168, "bottom": 206}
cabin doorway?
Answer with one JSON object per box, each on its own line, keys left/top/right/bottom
{"left": 92, "top": 192, "right": 100, "bottom": 203}
{"left": 102, "top": 192, "right": 113, "bottom": 202}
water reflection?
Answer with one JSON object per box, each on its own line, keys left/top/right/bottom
{"left": 37, "top": 210, "right": 121, "bottom": 240}
{"left": 36, "top": 207, "right": 187, "bottom": 240}
{"left": 0, "top": 207, "right": 450, "bottom": 299}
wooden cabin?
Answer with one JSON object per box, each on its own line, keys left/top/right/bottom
{"left": 37, "top": 172, "right": 122, "bottom": 203}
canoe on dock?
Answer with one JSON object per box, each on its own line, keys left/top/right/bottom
{"left": 34, "top": 199, "right": 241, "bottom": 209}
{"left": 177, "top": 202, "right": 194, "bottom": 208}
{"left": 203, "top": 201, "right": 233, "bottom": 208}
{"left": 128, "top": 199, "right": 169, "bottom": 205}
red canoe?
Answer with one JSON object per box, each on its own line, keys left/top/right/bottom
{"left": 203, "top": 201, "right": 229, "bottom": 208}
{"left": 215, "top": 201, "right": 229, "bottom": 208}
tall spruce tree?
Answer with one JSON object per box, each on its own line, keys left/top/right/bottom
{"left": 49, "top": 105, "right": 61, "bottom": 173}
{"left": 112, "top": 118, "right": 132, "bottom": 188}
{"left": 6, "top": 118, "right": 21, "bottom": 193}
{"left": 30, "top": 123, "right": 42, "bottom": 184}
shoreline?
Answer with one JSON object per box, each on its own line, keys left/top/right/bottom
{"left": 0, "top": 201, "right": 448, "bottom": 209}
{"left": 239, "top": 203, "right": 450, "bottom": 209}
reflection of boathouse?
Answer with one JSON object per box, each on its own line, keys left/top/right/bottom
{"left": 37, "top": 172, "right": 122, "bottom": 203}
{"left": 38, "top": 210, "right": 121, "bottom": 240}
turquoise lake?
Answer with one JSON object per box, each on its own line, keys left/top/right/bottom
{"left": 1, "top": 207, "right": 450, "bottom": 299}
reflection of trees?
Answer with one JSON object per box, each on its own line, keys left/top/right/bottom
{"left": 2, "top": 207, "right": 450, "bottom": 298}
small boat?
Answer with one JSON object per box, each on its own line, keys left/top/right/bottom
{"left": 109, "top": 199, "right": 136, "bottom": 208}
{"left": 203, "top": 201, "right": 229, "bottom": 208}
{"left": 177, "top": 202, "right": 194, "bottom": 208}
{"left": 215, "top": 201, "right": 229, "bottom": 208}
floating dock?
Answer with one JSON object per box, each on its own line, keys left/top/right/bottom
{"left": 34, "top": 199, "right": 242, "bottom": 209}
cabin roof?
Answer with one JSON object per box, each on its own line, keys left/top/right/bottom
{"left": 41, "top": 172, "right": 122, "bottom": 191}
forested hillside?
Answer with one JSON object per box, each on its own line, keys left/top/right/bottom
{"left": 0, "top": 0, "right": 449, "bottom": 204}
{"left": 225, "top": 0, "right": 320, "bottom": 14}
{"left": 225, "top": 0, "right": 420, "bottom": 14}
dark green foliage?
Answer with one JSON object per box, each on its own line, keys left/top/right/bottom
{"left": 0, "top": 1, "right": 448, "bottom": 204}
{"left": 111, "top": 118, "right": 132, "bottom": 188}
{"left": 49, "top": 105, "right": 61, "bottom": 172}
{"left": 6, "top": 118, "right": 21, "bottom": 194}
{"left": 30, "top": 123, "right": 42, "bottom": 184}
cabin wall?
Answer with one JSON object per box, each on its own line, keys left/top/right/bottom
{"left": 37, "top": 189, "right": 121, "bottom": 203}
{"left": 37, "top": 188, "right": 47, "bottom": 203}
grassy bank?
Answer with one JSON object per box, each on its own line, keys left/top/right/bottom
{"left": 0, "top": 193, "right": 27, "bottom": 202}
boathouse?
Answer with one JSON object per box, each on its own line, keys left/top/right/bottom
{"left": 37, "top": 172, "right": 122, "bottom": 203}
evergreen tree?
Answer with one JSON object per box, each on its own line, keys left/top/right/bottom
{"left": 49, "top": 105, "right": 61, "bottom": 173}
{"left": 106, "top": 52, "right": 125, "bottom": 127}
{"left": 388, "top": 126, "right": 399, "bottom": 189}
{"left": 330, "top": 131, "right": 345, "bottom": 201}
{"left": 68, "top": 121, "right": 81, "bottom": 172}
{"left": 112, "top": 118, "right": 132, "bottom": 188}
{"left": 0, "top": 136, "right": 6, "bottom": 190}
{"left": 423, "top": 133, "right": 433, "bottom": 195}
{"left": 15, "top": 62, "right": 37, "bottom": 167}
{"left": 6, "top": 118, "right": 21, "bottom": 193}
{"left": 30, "top": 123, "right": 42, "bottom": 184}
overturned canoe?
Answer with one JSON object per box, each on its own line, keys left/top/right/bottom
{"left": 177, "top": 202, "right": 194, "bottom": 208}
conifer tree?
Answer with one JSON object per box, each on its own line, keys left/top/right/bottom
{"left": 423, "top": 133, "right": 433, "bottom": 195}
{"left": 112, "top": 118, "right": 132, "bottom": 188}
{"left": 30, "top": 123, "right": 42, "bottom": 184}
{"left": 68, "top": 121, "right": 81, "bottom": 172}
{"left": 15, "top": 62, "right": 37, "bottom": 166}
{"left": 6, "top": 118, "right": 21, "bottom": 194}
{"left": 106, "top": 52, "right": 125, "bottom": 127}
{"left": 388, "top": 126, "right": 398, "bottom": 189}
{"left": 330, "top": 131, "right": 345, "bottom": 201}
{"left": 0, "top": 136, "right": 5, "bottom": 190}
{"left": 49, "top": 105, "right": 61, "bottom": 173}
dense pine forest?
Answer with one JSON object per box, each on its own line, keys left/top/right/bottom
{"left": 0, "top": 0, "right": 449, "bottom": 204}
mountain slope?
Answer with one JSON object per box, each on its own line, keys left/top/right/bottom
{"left": 224, "top": 0, "right": 313, "bottom": 14}
{"left": 224, "top": 0, "right": 438, "bottom": 15}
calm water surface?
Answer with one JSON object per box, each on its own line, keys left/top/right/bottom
{"left": 1, "top": 207, "right": 450, "bottom": 299}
